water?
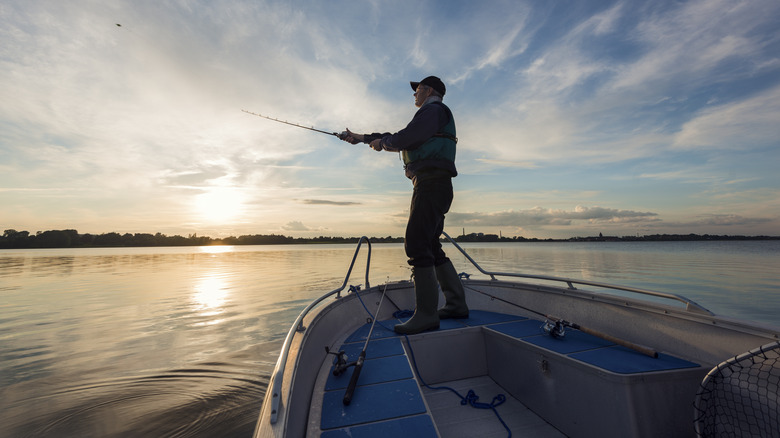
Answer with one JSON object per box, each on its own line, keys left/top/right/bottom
{"left": 1, "top": 241, "right": 778, "bottom": 437}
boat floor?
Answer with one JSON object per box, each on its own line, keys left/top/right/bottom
{"left": 423, "top": 375, "right": 566, "bottom": 438}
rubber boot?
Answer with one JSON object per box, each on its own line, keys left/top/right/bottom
{"left": 436, "top": 261, "right": 469, "bottom": 319}
{"left": 394, "top": 266, "right": 440, "bottom": 335}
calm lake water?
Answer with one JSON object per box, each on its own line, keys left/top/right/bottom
{"left": 1, "top": 241, "right": 779, "bottom": 437}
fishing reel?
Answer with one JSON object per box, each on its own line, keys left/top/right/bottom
{"left": 325, "top": 347, "right": 355, "bottom": 376}
{"left": 542, "top": 319, "right": 566, "bottom": 338}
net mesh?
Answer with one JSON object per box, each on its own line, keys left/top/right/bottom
{"left": 693, "top": 341, "right": 780, "bottom": 437}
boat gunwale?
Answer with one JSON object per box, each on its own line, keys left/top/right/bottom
{"left": 464, "top": 278, "right": 780, "bottom": 340}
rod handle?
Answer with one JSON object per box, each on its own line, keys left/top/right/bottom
{"left": 343, "top": 352, "right": 366, "bottom": 405}
{"left": 576, "top": 324, "right": 658, "bottom": 358}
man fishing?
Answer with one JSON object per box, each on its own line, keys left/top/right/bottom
{"left": 340, "top": 76, "right": 468, "bottom": 335}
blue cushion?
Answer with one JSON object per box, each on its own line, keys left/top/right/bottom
{"left": 321, "top": 414, "right": 437, "bottom": 438}
{"left": 337, "top": 337, "right": 405, "bottom": 360}
{"left": 461, "top": 310, "right": 526, "bottom": 326}
{"left": 488, "top": 319, "right": 546, "bottom": 338}
{"left": 345, "top": 319, "right": 400, "bottom": 343}
{"left": 321, "top": 379, "right": 427, "bottom": 430}
{"left": 570, "top": 346, "right": 700, "bottom": 374}
{"left": 325, "top": 355, "right": 414, "bottom": 391}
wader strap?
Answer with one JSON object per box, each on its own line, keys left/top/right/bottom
{"left": 433, "top": 132, "right": 458, "bottom": 143}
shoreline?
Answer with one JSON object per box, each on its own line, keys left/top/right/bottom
{"left": 2, "top": 229, "right": 779, "bottom": 250}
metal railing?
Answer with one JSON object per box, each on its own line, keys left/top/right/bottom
{"left": 268, "top": 237, "right": 372, "bottom": 424}
{"left": 441, "top": 231, "right": 712, "bottom": 315}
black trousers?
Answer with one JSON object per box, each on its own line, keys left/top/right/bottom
{"left": 405, "top": 177, "right": 453, "bottom": 268}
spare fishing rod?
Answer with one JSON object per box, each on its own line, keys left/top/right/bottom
{"left": 241, "top": 109, "right": 347, "bottom": 138}
{"left": 342, "top": 283, "right": 389, "bottom": 405}
{"left": 464, "top": 284, "right": 659, "bottom": 358}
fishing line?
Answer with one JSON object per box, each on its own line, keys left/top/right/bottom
{"left": 241, "top": 110, "right": 344, "bottom": 138}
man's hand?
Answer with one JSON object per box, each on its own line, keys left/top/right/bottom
{"left": 370, "top": 139, "right": 383, "bottom": 151}
{"left": 339, "top": 129, "right": 363, "bottom": 145}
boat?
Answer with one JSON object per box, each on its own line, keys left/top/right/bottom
{"left": 252, "top": 234, "right": 779, "bottom": 437}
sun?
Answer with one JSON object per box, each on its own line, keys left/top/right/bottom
{"left": 194, "top": 187, "right": 245, "bottom": 223}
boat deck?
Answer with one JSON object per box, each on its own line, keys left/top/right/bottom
{"left": 309, "top": 310, "right": 704, "bottom": 437}
{"left": 423, "top": 375, "right": 565, "bottom": 438}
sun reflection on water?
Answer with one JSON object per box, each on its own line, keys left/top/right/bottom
{"left": 199, "top": 245, "right": 234, "bottom": 254}
{"left": 192, "top": 274, "right": 228, "bottom": 325}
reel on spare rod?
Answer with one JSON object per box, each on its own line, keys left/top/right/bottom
{"left": 325, "top": 347, "right": 353, "bottom": 376}
{"left": 543, "top": 319, "right": 566, "bottom": 338}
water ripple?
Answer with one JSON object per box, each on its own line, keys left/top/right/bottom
{"left": 1, "top": 362, "right": 269, "bottom": 438}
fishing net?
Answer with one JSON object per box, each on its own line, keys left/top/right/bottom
{"left": 693, "top": 341, "right": 780, "bottom": 437}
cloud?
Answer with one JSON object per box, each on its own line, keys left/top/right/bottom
{"left": 474, "top": 158, "right": 538, "bottom": 169}
{"left": 281, "top": 221, "right": 313, "bottom": 232}
{"left": 299, "top": 199, "right": 362, "bottom": 206}
{"left": 662, "top": 214, "right": 774, "bottom": 229}
{"left": 610, "top": 0, "right": 772, "bottom": 91}
{"left": 448, "top": 205, "right": 659, "bottom": 227}
{"left": 673, "top": 85, "right": 780, "bottom": 150}
{"left": 453, "top": 19, "right": 530, "bottom": 84}
{"left": 464, "top": 0, "right": 780, "bottom": 166}
{"left": 690, "top": 214, "right": 772, "bottom": 227}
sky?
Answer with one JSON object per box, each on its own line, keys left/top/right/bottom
{"left": 2, "top": 0, "right": 779, "bottom": 240}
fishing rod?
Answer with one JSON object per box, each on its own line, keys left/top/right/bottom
{"left": 464, "top": 284, "right": 659, "bottom": 358}
{"left": 241, "top": 109, "right": 346, "bottom": 138}
{"left": 332, "top": 283, "right": 389, "bottom": 405}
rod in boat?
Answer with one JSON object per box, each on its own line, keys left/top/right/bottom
{"left": 550, "top": 316, "right": 658, "bottom": 358}
{"left": 465, "top": 285, "right": 658, "bottom": 358}
{"left": 241, "top": 110, "right": 344, "bottom": 138}
{"left": 343, "top": 284, "right": 389, "bottom": 405}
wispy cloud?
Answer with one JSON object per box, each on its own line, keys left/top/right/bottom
{"left": 299, "top": 199, "right": 362, "bottom": 206}
{"left": 474, "top": 158, "right": 538, "bottom": 169}
{"left": 465, "top": 0, "right": 780, "bottom": 167}
{"left": 281, "top": 221, "right": 321, "bottom": 232}
{"left": 663, "top": 214, "right": 773, "bottom": 229}
{"left": 610, "top": 0, "right": 770, "bottom": 91}
{"left": 448, "top": 205, "right": 659, "bottom": 228}
{"left": 673, "top": 85, "right": 780, "bottom": 150}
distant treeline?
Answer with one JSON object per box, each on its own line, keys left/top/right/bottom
{"left": 0, "top": 229, "right": 403, "bottom": 249}
{"left": 454, "top": 232, "right": 779, "bottom": 243}
{"left": 1, "top": 229, "right": 777, "bottom": 249}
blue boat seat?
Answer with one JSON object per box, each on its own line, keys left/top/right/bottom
{"left": 487, "top": 318, "right": 699, "bottom": 373}
{"left": 320, "top": 336, "right": 435, "bottom": 435}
